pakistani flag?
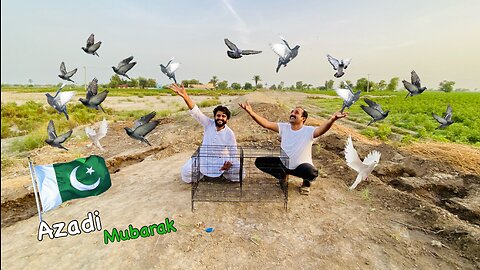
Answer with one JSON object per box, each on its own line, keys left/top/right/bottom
{"left": 34, "top": 155, "right": 111, "bottom": 212}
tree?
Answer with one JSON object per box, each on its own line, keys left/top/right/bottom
{"left": 325, "top": 80, "right": 334, "bottom": 90}
{"left": 439, "top": 80, "right": 455, "bottom": 92}
{"left": 146, "top": 78, "right": 157, "bottom": 88}
{"left": 387, "top": 77, "right": 399, "bottom": 91}
{"left": 256, "top": 83, "right": 263, "bottom": 89}
{"left": 269, "top": 84, "right": 277, "bottom": 90}
{"left": 181, "top": 79, "right": 200, "bottom": 87}
{"left": 244, "top": 82, "right": 253, "bottom": 90}
{"left": 231, "top": 82, "right": 242, "bottom": 90}
{"left": 295, "top": 81, "right": 304, "bottom": 90}
{"left": 278, "top": 81, "right": 284, "bottom": 90}
{"left": 217, "top": 80, "right": 228, "bottom": 90}
{"left": 209, "top": 76, "right": 219, "bottom": 89}
{"left": 378, "top": 80, "right": 387, "bottom": 91}
{"left": 127, "top": 78, "right": 138, "bottom": 87}
{"left": 109, "top": 75, "right": 124, "bottom": 88}
{"left": 138, "top": 77, "right": 148, "bottom": 89}
{"left": 252, "top": 75, "right": 262, "bottom": 87}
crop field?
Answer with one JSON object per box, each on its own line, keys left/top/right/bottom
{"left": 306, "top": 90, "right": 480, "bottom": 146}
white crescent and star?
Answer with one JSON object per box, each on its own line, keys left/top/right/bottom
{"left": 69, "top": 166, "right": 100, "bottom": 191}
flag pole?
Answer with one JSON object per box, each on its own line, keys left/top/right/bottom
{"left": 27, "top": 157, "right": 43, "bottom": 223}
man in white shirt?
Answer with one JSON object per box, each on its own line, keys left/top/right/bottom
{"left": 239, "top": 102, "right": 347, "bottom": 195}
{"left": 170, "top": 84, "right": 240, "bottom": 183}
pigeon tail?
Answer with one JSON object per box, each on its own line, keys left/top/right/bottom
{"left": 98, "top": 105, "right": 105, "bottom": 113}
{"left": 63, "top": 110, "right": 69, "bottom": 120}
{"left": 172, "top": 76, "right": 177, "bottom": 84}
{"left": 94, "top": 52, "right": 100, "bottom": 57}
{"left": 404, "top": 93, "right": 410, "bottom": 99}
{"left": 59, "top": 145, "right": 69, "bottom": 151}
{"left": 349, "top": 173, "right": 363, "bottom": 190}
{"left": 124, "top": 74, "right": 131, "bottom": 80}
{"left": 367, "top": 119, "right": 375, "bottom": 126}
{"left": 143, "top": 138, "right": 152, "bottom": 146}
{"left": 340, "top": 104, "right": 346, "bottom": 113}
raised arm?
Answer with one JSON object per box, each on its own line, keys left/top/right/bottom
{"left": 313, "top": 111, "right": 348, "bottom": 138}
{"left": 239, "top": 102, "right": 279, "bottom": 132}
{"left": 168, "top": 84, "right": 195, "bottom": 110}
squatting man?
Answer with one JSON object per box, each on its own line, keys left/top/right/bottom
{"left": 169, "top": 84, "right": 241, "bottom": 183}
{"left": 239, "top": 102, "right": 347, "bottom": 195}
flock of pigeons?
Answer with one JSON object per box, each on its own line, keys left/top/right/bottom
{"left": 43, "top": 33, "right": 455, "bottom": 190}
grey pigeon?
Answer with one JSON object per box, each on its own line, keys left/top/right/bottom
{"left": 327, "top": 54, "right": 351, "bottom": 78}
{"left": 361, "top": 98, "right": 390, "bottom": 126}
{"left": 224, "top": 38, "right": 262, "bottom": 59}
{"left": 45, "top": 83, "right": 75, "bottom": 120}
{"left": 335, "top": 83, "right": 361, "bottom": 113}
{"left": 45, "top": 120, "right": 72, "bottom": 151}
{"left": 85, "top": 118, "right": 108, "bottom": 150}
{"left": 403, "top": 70, "right": 427, "bottom": 98}
{"left": 58, "top": 62, "right": 77, "bottom": 83}
{"left": 270, "top": 36, "right": 300, "bottom": 73}
{"left": 344, "top": 135, "right": 381, "bottom": 190}
{"left": 81, "top": 33, "right": 102, "bottom": 57}
{"left": 124, "top": 112, "right": 159, "bottom": 146}
{"left": 432, "top": 104, "right": 454, "bottom": 129}
{"left": 160, "top": 58, "right": 180, "bottom": 84}
{"left": 112, "top": 56, "right": 137, "bottom": 79}
{"left": 79, "top": 77, "right": 108, "bottom": 112}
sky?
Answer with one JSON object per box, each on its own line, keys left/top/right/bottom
{"left": 2, "top": 0, "right": 480, "bottom": 90}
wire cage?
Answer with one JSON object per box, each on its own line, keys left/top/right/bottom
{"left": 191, "top": 145, "right": 289, "bottom": 211}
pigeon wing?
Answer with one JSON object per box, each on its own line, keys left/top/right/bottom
{"left": 47, "top": 120, "right": 57, "bottom": 139}
{"left": 344, "top": 136, "right": 365, "bottom": 173}
{"left": 89, "top": 90, "right": 108, "bottom": 106}
{"left": 89, "top": 41, "right": 101, "bottom": 51}
{"left": 97, "top": 118, "right": 108, "bottom": 139}
{"left": 445, "top": 104, "right": 453, "bottom": 121}
{"left": 342, "top": 58, "right": 352, "bottom": 69}
{"left": 224, "top": 38, "right": 238, "bottom": 51}
{"left": 280, "top": 36, "right": 292, "bottom": 50}
{"left": 327, "top": 54, "right": 339, "bottom": 70}
{"left": 432, "top": 113, "right": 447, "bottom": 125}
{"left": 86, "top": 33, "right": 95, "bottom": 47}
{"left": 364, "top": 98, "right": 383, "bottom": 113}
{"left": 118, "top": 62, "right": 136, "bottom": 73}
{"left": 411, "top": 70, "right": 422, "bottom": 88}
{"left": 118, "top": 56, "right": 134, "bottom": 67}
{"left": 85, "top": 126, "right": 97, "bottom": 138}
{"left": 167, "top": 62, "right": 180, "bottom": 74}
{"left": 134, "top": 120, "right": 159, "bottom": 137}
{"left": 54, "top": 130, "right": 72, "bottom": 144}
{"left": 361, "top": 105, "right": 383, "bottom": 119}
{"left": 335, "top": 88, "right": 353, "bottom": 102}
{"left": 87, "top": 78, "right": 98, "bottom": 98}
{"left": 133, "top": 111, "right": 156, "bottom": 129}
{"left": 64, "top": 68, "right": 77, "bottom": 78}
{"left": 363, "top": 150, "right": 381, "bottom": 166}
{"left": 241, "top": 50, "right": 262, "bottom": 55}
{"left": 60, "top": 62, "right": 67, "bottom": 75}
{"left": 57, "top": 91, "right": 76, "bottom": 106}
{"left": 271, "top": 43, "right": 289, "bottom": 59}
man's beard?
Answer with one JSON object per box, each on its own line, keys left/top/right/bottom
{"left": 215, "top": 119, "right": 226, "bottom": 128}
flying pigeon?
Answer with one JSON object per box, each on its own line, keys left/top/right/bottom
{"left": 403, "top": 70, "right": 427, "bottom": 98}
{"left": 45, "top": 83, "right": 75, "bottom": 120}
{"left": 160, "top": 58, "right": 180, "bottom": 84}
{"left": 335, "top": 83, "right": 361, "bottom": 113}
{"left": 344, "top": 135, "right": 381, "bottom": 190}
{"left": 58, "top": 62, "right": 77, "bottom": 83}
{"left": 432, "top": 104, "right": 454, "bottom": 129}
{"left": 360, "top": 98, "right": 390, "bottom": 126}
{"left": 112, "top": 56, "right": 137, "bottom": 79}
{"left": 79, "top": 77, "right": 109, "bottom": 112}
{"left": 45, "top": 120, "right": 72, "bottom": 151}
{"left": 270, "top": 36, "right": 300, "bottom": 73}
{"left": 224, "top": 38, "right": 262, "bottom": 59}
{"left": 81, "top": 33, "right": 102, "bottom": 57}
{"left": 85, "top": 118, "right": 108, "bottom": 150}
{"left": 124, "top": 112, "right": 160, "bottom": 146}
{"left": 327, "top": 54, "right": 351, "bottom": 78}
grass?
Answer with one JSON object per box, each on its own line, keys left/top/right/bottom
{"left": 307, "top": 90, "right": 480, "bottom": 146}
{"left": 198, "top": 97, "right": 221, "bottom": 108}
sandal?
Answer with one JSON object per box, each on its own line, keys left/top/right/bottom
{"left": 299, "top": 185, "right": 310, "bottom": 195}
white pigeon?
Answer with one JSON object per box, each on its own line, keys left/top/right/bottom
{"left": 85, "top": 118, "right": 108, "bottom": 150}
{"left": 344, "top": 135, "right": 381, "bottom": 190}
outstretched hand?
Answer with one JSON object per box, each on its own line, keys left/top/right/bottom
{"left": 238, "top": 101, "right": 253, "bottom": 114}
{"left": 168, "top": 84, "right": 187, "bottom": 98}
{"left": 331, "top": 111, "right": 349, "bottom": 121}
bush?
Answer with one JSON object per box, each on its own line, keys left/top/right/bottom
{"left": 376, "top": 124, "right": 392, "bottom": 140}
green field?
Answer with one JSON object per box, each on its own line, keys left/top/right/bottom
{"left": 306, "top": 91, "right": 480, "bottom": 146}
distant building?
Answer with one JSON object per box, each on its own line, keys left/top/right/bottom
{"left": 188, "top": 83, "right": 215, "bottom": 90}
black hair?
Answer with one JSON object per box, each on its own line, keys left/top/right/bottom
{"left": 213, "top": 105, "right": 231, "bottom": 119}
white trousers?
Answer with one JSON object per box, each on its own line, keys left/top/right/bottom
{"left": 181, "top": 158, "right": 242, "bottom": 183}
